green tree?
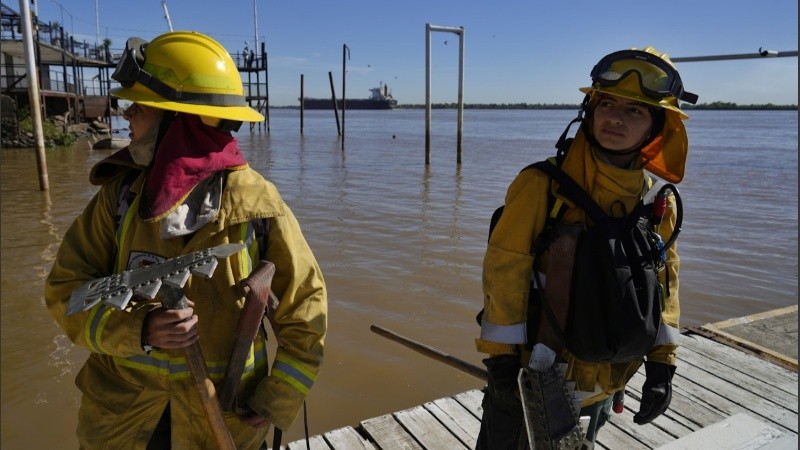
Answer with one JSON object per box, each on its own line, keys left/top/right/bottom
{"left": 102, "top": 38, "right": 113, "bottom": 62}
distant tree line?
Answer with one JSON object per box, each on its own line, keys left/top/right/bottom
{"left": 272, "top": 102, "right": 797, "bottom": 110}
{"left": 680, "top": 101, "right": 797, "bottom": 111}
{"left": 397, "top": 103, "right": 580, "bottom": 110}
{"left": 397, "top": 102, "right": 797, "bottom": 110}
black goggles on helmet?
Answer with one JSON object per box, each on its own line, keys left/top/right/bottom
{"left": 111, "top": 37, "right": 246, "bottom": 107}
{"left": 590, "top": 50, "right": 698, "bottom": 105}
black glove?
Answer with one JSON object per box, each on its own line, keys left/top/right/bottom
{"left": 634, "top": 361, "right": 676, "bottom": 425}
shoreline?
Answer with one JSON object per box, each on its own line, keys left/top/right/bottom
{"left": 267, "top": 102, "right": 798, "bottom": 110}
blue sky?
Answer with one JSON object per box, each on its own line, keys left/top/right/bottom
{"left": 34, "top": 0, "right": 798, "bottom": 106}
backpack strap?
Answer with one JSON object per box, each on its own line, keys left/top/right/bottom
{"left": 252, "top": 218, "right": 270, "bottom": 261}
{"left": 530, "top": 160, "right": 607, "bottom": 223}
{"left": 523, "top": 158, "right": 576, "bottom": 352}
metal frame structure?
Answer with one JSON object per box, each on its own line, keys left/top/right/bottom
{"left": 425, "top": 23, "right": 465, "bottom": 164}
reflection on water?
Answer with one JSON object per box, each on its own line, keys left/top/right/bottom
{"left": 1, "top": 109, "right": 797, "bottom": 447}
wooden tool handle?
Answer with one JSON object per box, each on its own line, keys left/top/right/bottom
{"left": 370, "top": 324, "right": 488, "bottom": 381}
{"left": 184, "top": 343, "right": 237, "bottom": 450}
{"left": 158, "top": 284, "right": 236, "bottom": 449}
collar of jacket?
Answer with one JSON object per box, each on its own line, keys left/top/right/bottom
{"left": 558, "top": 130, "right": 647, "bottom": 224}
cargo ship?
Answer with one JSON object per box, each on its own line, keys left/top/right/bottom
{"left": 301, "top": 82, "right": 397, "bottom": 110}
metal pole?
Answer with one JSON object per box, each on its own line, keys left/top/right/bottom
{"left": 425, "top": 24, "right": 466, "bottom": 165}
{"left": 456, "top": 27, "right": 464, "bottom": 164}
{"left": 253, "top": 0, "right": 258, "bottom": 61}
{"left": 59, "top": 26, "right": 69, "bottom": 122}
{"left": 425, "top": 23, "right": 431, "bottom": 165}
{"left": 341, "top": 44, "right": 349, "bottom": 151}
{"left": 161, "top": 1, "right": 174, "bottom": 31}
{"left": 19, "top": 0, "right": 50, "bottom": 191}
{"left": 299, "top": 74, "right": 304, "bottom": 135}
{"left": 328, "top": 71, "right": 341, "bottom": 135}
{"left": 94, "top": 0, "right": 99, "bottom": 48}
{"left": 671, "top": 49, "right": 798, "bottom": 62}
{"left": 19, "top": 0, "right": 49, "bottom": 191}
{"left": 263, "top": 43, "right": 270, "bottom": 133}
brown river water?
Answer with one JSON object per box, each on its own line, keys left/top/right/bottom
{"left": 1, "top": 109, "right": 797, "bottom": 448}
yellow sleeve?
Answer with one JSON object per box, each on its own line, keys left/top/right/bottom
{"left": 247, "top": 202, "right": 327, "bottom": 431}
{"left": 649, "top": 192, "right": 681, "bottom": 366}
{"left": 476, "top": 169, "right": 550, "bottom": 355}
{"left": 45, "top": 174, "right": 151, "bottom": 357}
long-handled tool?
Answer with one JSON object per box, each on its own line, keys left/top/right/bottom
{"left": 159, "top": 283, "right": 236, "bottom": 450}
{"left": 370, "top": 324, "right": 588, "bottom": 450}
{"left": 67, "top": 243, "right": 245, "bottom": 450}
{"left": 369, "top": 324, "right": 487, "bottom": 380}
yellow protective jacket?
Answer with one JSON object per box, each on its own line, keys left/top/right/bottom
{"left": 45, "top": 164, "right": 327, "bottom": 449}
{"left": 476, "top": 129, "right": 681, "bottom": 406}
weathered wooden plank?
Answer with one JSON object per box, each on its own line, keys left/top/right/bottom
{"left": 284, "top": 434, "right": 330, "bottom": 450}
{"left": 292, "top": 327, "right": 798, "bottom": 450}
{"left": 669, "top": 362, "right": 798, "bottom": 433}
{"left": 360, "top": 414, "right": 424, "bottom": 450}
{"left": 322, "top": 426, "right": 376, "bottom": 449}
{"left": 452, "top": 388, "right": 483, "bottom": 419}
{"left": 703, "top": 305, "right": 798, "bottom": 365}
{"left": 424, "top": 397, "right": 480, "bottom": 448}
{"left": 680, "top": 333, "right": 797, "bottom": 392}
{"left": 394, "top": 405, "right": 468, "bottom": 449}
{"left": 609, "top": 395, "right": 698, "bottom": 445}
{"left": 681, "top": 332, "right": 798, "bottom": 391}
{"left": 656, "top": 412, "right": 791, "bottom": 450}
{"left": 627, "top": 370, "right": 728, "bottom": 429}
{"left": 595, "top": 418, "right": 651, "bottom": 449}
{"left": 678, "top": 341, "right": 799, "bottom": 411}
{"left": 613, "top": 396, "right": 694, "bottom": 446}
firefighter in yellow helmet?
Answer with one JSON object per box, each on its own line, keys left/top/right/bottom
{"left": 45, "top": 31, "right": 327, "bottom": 449}
{"left": 475, "top": 47, "right": 696, "bottom": 449}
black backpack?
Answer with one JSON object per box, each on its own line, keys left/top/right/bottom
{"left": 483, "top": 159, "right": 682, "bottom": 364}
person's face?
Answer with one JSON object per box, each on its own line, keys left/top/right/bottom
{"left": 591, "top": 94, "right": 654, "bottom": 152}
{"left": 123, "top": 103, "right": 160, "bottom": 141}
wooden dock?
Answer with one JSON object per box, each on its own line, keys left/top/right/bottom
{"left": 282, "top": 307, "right": 798, "bottom": 449}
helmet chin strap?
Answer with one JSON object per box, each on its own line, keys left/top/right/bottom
{"left": 555, "top": 94, "right": 591, "bottom": 159}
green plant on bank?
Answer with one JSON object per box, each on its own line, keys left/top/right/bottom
{"left": 16, "top": 109, "right": 76, "bottom": 147}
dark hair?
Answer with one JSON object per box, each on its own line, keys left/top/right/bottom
{"left": 647, "top": 106, "right": 666, "bottom": 142}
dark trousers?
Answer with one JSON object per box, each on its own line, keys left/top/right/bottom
{"left": 147, "top": 404, "right": 171, "bottom": 450}
{"left": 475, "top": 382, "right": 613, "bottom": 450}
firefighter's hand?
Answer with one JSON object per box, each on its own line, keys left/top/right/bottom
{"left": 142, "top": 300, "right": 199, "bottom": 350}
{"left": 237, "top": 405, "right": 272, "bottom": 428}
{"left": 634, "top": 361, "right": 676, "bottom": 425}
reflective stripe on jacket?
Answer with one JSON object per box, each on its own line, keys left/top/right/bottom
{"left": 46, "top": 165, "right": 327, "bottom": 448}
